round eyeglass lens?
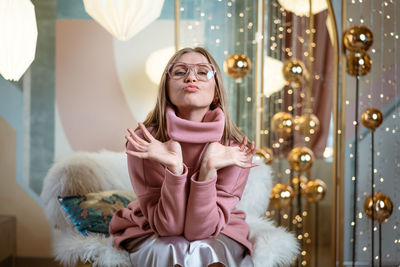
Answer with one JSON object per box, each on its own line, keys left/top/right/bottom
{"left": 168, "top": 63, "right": 215, "bottom": 81}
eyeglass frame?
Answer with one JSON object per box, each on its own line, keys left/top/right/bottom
{"left": 166, "top": 62, "right": 217, "bottom": 81}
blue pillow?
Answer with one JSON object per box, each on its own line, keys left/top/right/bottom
{"left": 58, "top": 190, "right": 135, "bottom": 236}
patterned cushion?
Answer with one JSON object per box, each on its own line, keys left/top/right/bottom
{"left": 58, "top": 190, "right": 135, "bottom": 236}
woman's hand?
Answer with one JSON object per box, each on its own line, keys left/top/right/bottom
{"left": 198, "top": 136, "right": 258, "bottom": 181}
{"left": 126, "top": 123, "right": 184, "bottom": 175}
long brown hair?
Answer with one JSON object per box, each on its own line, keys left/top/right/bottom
{"left": 139, "top": 47, "right": 245, "bottom": 145}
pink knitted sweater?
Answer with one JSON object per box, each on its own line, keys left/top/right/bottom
{"left": 109, "top": 106, "right": 253, "bottom": 255}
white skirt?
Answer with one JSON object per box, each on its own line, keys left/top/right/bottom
{"left": 122, "top": 233, "right": 254, "bottom": 267}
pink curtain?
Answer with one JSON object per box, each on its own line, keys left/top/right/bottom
{"left": 269, "top": 10, "right": 333, "bottom": 158}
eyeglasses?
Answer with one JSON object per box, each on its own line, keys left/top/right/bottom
{"left": 167, "top": 62, "right": 216, "bottom": 81}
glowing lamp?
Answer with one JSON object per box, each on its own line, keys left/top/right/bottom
{"left": 264, "top": 56, "right": 285, "bottom": 97}
{"left": 145, "top": 46, "right": 175, "bottom": 84}
{"left": 278, "top": 0, "right": 328, "bottom": 16}
{"left": 83, "top": 0, "right": 165, "bottom": 41}
{"left": 0, "top": 0, "right": 38, "bottom": 81}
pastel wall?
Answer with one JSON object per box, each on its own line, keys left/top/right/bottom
{"left": 55, "top": 19, "right": 138, "bottom": 153}
{"left": 0, "top": 71, "right": 51, "bottom": 257}
{"left": 0, "top": 117, "right": 52, "bottom": 257}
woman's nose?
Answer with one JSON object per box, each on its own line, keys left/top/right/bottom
{"left": 184, "top": 69, "right": 198, "bottom": 82}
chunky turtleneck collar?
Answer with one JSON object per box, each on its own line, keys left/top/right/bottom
{"left": 166, "top": 106, "right": 225, "bottom": 143}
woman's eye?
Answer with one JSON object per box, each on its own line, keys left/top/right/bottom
{"left": 174, "top": 70, "right": 187, "bottom": 76}
{"left": 197, "top": 67, "right": 211, "bottom": 75}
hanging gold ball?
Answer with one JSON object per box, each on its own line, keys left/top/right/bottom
{"left": 291, "top": 176, "right": 308, "bottom": 196}
{"left": 346, "top": 52, "right": 372, "bottom": 76}
{"left": 282, "top": 59, "right": 309, "bottom": 87}
{"left": 343, "top": 25, "right": 374, "bottom": 52}
{"left": 304, "top": 179, "right": 327, "bottom": 203}
{"left": 270, "top": 183, "right": 294, "bottom": 209}
{"left": 271, "top": 112, "right": 294, "bottom": 136}
{"left": 295, "top": 113, "right": 320, "bottom": 135}
{"left": 364, "top": 193, "right": 393, "bottom": 223}
{"left": 288, "top": 146, "right": 315, "bottom": 172}
{"left": 361, "top": 108, "right": 383, "bottom": 131}
{"left": 223, "top": 53, "right": 251, "bottom": 78}
{"left": 255, "top": 147, "right": 274, "bottom": 164}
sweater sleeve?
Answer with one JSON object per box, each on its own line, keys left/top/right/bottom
{"left": 127, "top": 130, "right": 188, "bottom": 236}
{"left": 183, "top": 163, "right": 250, "bottom": 241}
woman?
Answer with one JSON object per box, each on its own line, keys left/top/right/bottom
{"left": 109, "top": 47, "right": 257, "bottom": 267}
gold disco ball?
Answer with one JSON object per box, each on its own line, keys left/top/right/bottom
{"left": 256, "top": 147, "right": 274, "bottom": 164}
{"left": 361, "top": 108, "right": 383, "bottom": 131}
{"left": 282, "top": 59, "right": 309, "bottom": 87}
{"left": 343, "top": 25, "right": 374, "bottom": 52}
{"left": 364, "top": 193, "right": 393, "bottom": 223}
{"left": 346, "top": 52, "right": 372, "bottom": 76}
{"left": 270, "top": 183, "right": 294, "bottom": 209}
{"left": 291, "top": 176, "right": 308, "bottom": 196}
{"left": 271, "top": 112, "right": 294, "bottom": 136}
{"left": 223, "top": 53, "right": 251, "bottom": 78}
{"left": 304, "top": 179, "right": 327, "bottom": 203}
{"left": 288, "top": 146, "right": 315, "bottom": 172}
{"left": 295, "top": 113, "right": 320, "bottom": 135}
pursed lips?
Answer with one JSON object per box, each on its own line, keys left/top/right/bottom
{"left": 184, "top": 85, "right": 199, "bottom": 92}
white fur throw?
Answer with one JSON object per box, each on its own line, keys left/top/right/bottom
{"left": 248, "top": 216, "right": 299, "bottom": 266}
{"left": 41, "top": 150, "right": 298, "bottom": 267}
{"left": 237, "top": 158, "right": 272, "bottom": 217}
{"left": 54, "top": 229, "right": 130, "bottom": 267}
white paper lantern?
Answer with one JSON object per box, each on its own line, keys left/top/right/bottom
{"left": 145, "top": 46, "right": 175, "bottom": 84}
{"left": 0, "top": 0, "right": 38, "bottom": 81}
{"left": 264, "top": 56, "right": 285, "bottom": 97}
{"left": 83, "top": 0, "right": 165, "bottom": 41}
{"left": 278, "top": 0, "right": 328, "bottom": 16}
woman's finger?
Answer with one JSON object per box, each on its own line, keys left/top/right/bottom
{"left": 125, "top": 135, "right": 147, "bottom": 152}
{"left": 239, "top": 136, "right": 247, "bottom": 151}
{"left": 251, "top": 142, "right": 256, "bottom": 154}
{"left": 245, "top": 141, "right": 255, "bottom": 156}
{"left": 250, "top": 162, "right": 259, "bottom": 168}
{"left": 127, "top": 128, "right": 148, "bottom": 146}
{"left": 234, "top": 151, "right": 251, "bottom": 163}
{"left": 126, "top": 130, "right": 148, "bottom": 148}
{"left": 139, "top": 123, "right": 155, "bottom": 142}
{"left": 243, "top": 159, "right": 259, "bottom": 168}
{"left": 236, "top": 160, "right": 259, "bottom": 169}
{"left": 251, "top": 142, "right": 257, "bottom": 155}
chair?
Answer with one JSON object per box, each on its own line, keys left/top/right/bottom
{"left": 40, "top": 150, "right": 298, "bottom": 267}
